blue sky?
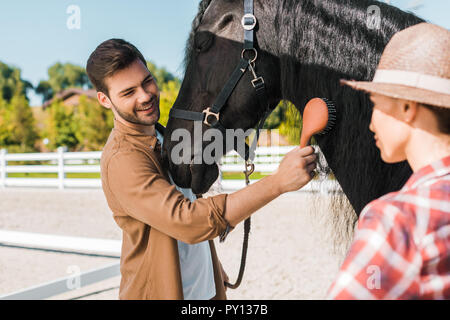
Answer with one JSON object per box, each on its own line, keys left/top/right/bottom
{"left": 0, "top": 0, "right": 448, "bottom": 106}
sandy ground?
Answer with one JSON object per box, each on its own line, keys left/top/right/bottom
{"left": 0, "top": 186, "right": 355, "bottom": 300}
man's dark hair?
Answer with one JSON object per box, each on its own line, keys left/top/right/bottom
{"left": 86, "top": 39, "right": 147, "bottom": 95}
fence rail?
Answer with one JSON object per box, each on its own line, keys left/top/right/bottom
{"left": 0, "top": 261, "right": 120, "bottom": 300}
{"left": 0, "top": 146, "right": 341, "bottom": 192}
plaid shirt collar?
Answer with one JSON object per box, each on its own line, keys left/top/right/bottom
{"left": 402, "top": 155, "right": 450, "bottom": 191}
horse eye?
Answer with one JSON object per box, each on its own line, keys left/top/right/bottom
{"left": 218, "top": 14, "right": 234, "bottom": 31}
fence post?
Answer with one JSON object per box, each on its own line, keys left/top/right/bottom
{"left": 0, "top": 149, "right": 7, "bottom": 188}
{"left": 57, "top": 146, "right": 67, "bottom": 190}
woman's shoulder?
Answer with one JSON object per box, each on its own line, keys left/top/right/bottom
{"left": 360, "top": 194, "right": 410, "bottom": 228}
{"left": 359, "top": 179, "right": 449, "bottom": 240}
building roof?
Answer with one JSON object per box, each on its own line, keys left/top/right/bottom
{"left": 42, "top": 88, "right": 97, "bottom": 109}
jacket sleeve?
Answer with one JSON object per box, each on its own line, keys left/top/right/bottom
{"left": 106, "top": 149, "right": 229, "bottom": 244}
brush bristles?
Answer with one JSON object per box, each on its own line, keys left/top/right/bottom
{"left": 319, "top": 98, "right": 336, "bottom": 135}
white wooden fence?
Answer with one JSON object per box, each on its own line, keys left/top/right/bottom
{"left": 0, "top": 147, "right": 102, "bottom": 189}
{"left": 0, "top": 146, "right": 340, "bottom": 192}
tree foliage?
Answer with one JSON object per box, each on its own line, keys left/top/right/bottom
{"left": 0, "top": 94, "right": 39, "bottom": 153}
{"left": 147, "top": 61, "right": 180, "bottom": 127}
{"left": 159, "top": 80, "right": 180, "bottom": 127}
{"left": 43, "top": 101, "right": 78, "bottom": 151}
{"left": 0, "top": 61, "right": 33, "bottom": 102}
{"left": 147, "top": 61, "right": 179, "bottom": 88}
{"left": 73, "top": 96, "right": 114, "bottom": 151}
{"left": 278, "top": 101, "right": 302, "bottom": 145}
{"left": 36, "top": 62, "right": 91, "bottom": 103}
{"left": 0, "top": 61, "right": 38, "bottom": 153}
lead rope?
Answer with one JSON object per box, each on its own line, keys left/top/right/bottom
{"left": 224, "top": 102, "right": 272, "bottom": 289}
{"left": 224, "top": 160, "right": 255, "bottom": 289}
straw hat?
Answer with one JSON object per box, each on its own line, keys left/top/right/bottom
{"left": 341, "top": 23, "right": 450, "bottom": 108}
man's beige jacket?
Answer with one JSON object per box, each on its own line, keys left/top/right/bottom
{"left": 100, "top": 118, "right": 229, "bottom": 299}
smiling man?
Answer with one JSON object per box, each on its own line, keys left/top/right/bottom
{"left": 88, "top": 39, "right": 317, "bottom": 300}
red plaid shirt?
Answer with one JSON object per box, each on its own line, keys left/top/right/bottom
{"left": 327, "top": 156, "right": 450, "bottom": 300}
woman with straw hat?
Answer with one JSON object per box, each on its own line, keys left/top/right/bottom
{"left": 327, "top": 23, "right": 449, "bottom": 300}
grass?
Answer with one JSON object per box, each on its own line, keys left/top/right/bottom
{"left": 8, "top": 172, "right": 101, "bottom": 179}
{"left": 222, "top": 172, "right": 269, "bottom": 180}
{"left": 7, "top": 172, "right": 269, "bottom": 180}
{"left": 8, "top": 172, "right": 332, "bottom": 181}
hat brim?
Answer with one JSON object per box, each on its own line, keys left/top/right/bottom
{"left": 341, "top": 79, "right": 450, "bottom": 109}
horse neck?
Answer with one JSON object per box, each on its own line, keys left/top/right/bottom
{"left": 269, "top": 0, "right": 421, "bottom": 214}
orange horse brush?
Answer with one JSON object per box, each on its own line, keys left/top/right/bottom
{"left": 300, "top": 98, "right": 337, "bottom": 148}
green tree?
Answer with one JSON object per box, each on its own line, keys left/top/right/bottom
{"left": 0, "top": 94, "right": 39, "bottom": 153}
{"left": 0, "top": 96, "right": 12, "bottom": 146}
{"left": 145, "top": 61, "right": 181, "bottom": 126}
{"left": 278, "top": 101, "right": 302, "bottom": 145}
{"left": 36, "top": 62, "right": 91, "bottom": 103}
{"left": 147, "top": 61, "right": 179, "bottom": 88}
{"left": 0, "top": 61, "right": 33, "bottom": 102}
{"left": 43, "top": 101, "right": 78, "bottom": 151}
{"left": 263, "top": 102, "right": 288, "bottom": 130}
{"left": 35, "top": 81, "right": 53, "bottom": 103}
{"left": 73, "top": 96, "right": 114, "bottom": 151}
{"left": 159, "top": 80, "right": 180, "bottom": 126}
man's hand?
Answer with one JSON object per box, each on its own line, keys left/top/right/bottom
{"left": 271, "top": 146, "right": 317, "bottom": 194}
{"left": 224, "top": 147, "right": 318, "bottom": 228}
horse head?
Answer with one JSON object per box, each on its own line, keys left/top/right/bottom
{"left": 163, "top": 0, "right": 281, "bottom": 194}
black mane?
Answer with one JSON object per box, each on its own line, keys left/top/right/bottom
{"left": 184, "top": 0, "right": 214, "bottom": 71}
{"left": 274, "top": 0, "right": 424, "bottom": 97}
{"left": 272, "top": 0, "right": 423, "bottom": 213}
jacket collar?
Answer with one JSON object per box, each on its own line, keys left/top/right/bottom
{"left": 113, "top": 118, "right": 165, "bottom": 150}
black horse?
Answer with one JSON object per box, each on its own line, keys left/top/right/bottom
{"left": 162, "top": 0, "right": 424, "bottom": 216}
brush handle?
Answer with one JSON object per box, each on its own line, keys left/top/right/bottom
{"left": 300, "top": 133, "right": 311, "bottom": 148}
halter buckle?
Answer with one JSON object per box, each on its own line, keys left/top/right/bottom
{"left": 248, "top": 62, "right": 265, "bottom": 88}
{"left": 244, "top": 160, "right": 255, "bottom": 185}
{"left": 202, "top": 108, "right": 220, "bottom": 127}
{"left": 241, "top": 48, "right": 257, "bottom": 64}
{"left": 241, "top": 13, "right": 257, "bottom": 31}
{"left": 251, "top": 77, "right": 265, "bottom": 88}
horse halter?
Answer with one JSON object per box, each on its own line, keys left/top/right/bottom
{"left": 168, "top": 0, "right": 272, "bottom": 289}
{"left": 169, "top": 0, "right": 273, "bottom": 163}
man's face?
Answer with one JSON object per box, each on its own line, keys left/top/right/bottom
{"left": 100, "top": 59, "right": 160, "bottom": 126}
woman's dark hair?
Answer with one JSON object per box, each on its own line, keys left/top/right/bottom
{"left": 86, "top": 39, "right": 147, "bottom": 95}
{"left": 421, "top": 103, "right": 450, "bottom": 134}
